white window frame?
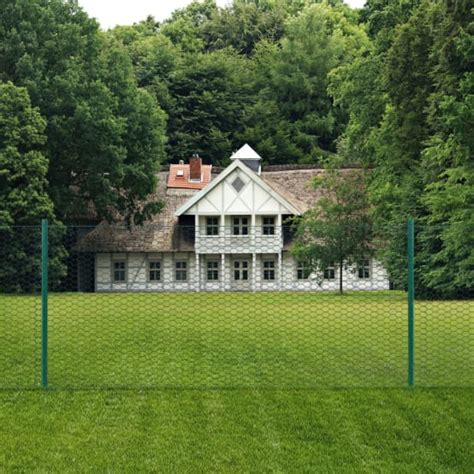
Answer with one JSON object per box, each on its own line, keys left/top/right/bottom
{"left": 262, "top": 216, "right": 275, "bottom": 236}
{"left": 323, "top": 262, "right": 336, "bottom": 281}
{"left": 263, "top": 259, "right": 276, "bottom": 281}
{"left": 206, "top": 260, "right": 219, "bottom": 281}
{"left": 112, "top": 260, "right": 126, "bottom": 283}
{"left": 232, "top": 216, "right": 249, "bottom": 236}
{"left": 148, "top": 259, "right": 161, "bottom": 282}
{"left": 297, "top": 261, "right": 311, "bottom": 280}
{"left": 357, "top": 259, "right": 371, "bottom": 279}
{"left": 205, "top": 217, "right": 219, "bottom": 236}
{"left": 175, "top": 259, "right": 188, "bottom": 282}
{"left": 233, "top": 260, "right": 249, "bottom": 280}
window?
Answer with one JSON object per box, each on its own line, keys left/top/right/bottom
{"left": 358, "top": 259, "right": 370, "bottom": 279}
{"left": 206, "top": 217, "right": 219, "bottom": 236}
{"left": 234, "top": 260, "right": 249, "bottom": 280}
{"left": 263, "top": 260, "right": 275, "bottom": 280}
{"left": 175, "top": 260, "right": 187, "bottom": 281}
{"left": 297, "top": 261, "right": 311, "bottom": 280}
{"left": 148, "top": 260, "right": 161, "bottom": 282}
{"left": 232, "top": 176, "right": 245, "bottom": 193}
{"left": 113, "top": 261, "right": 126, "bottom": 282}
{"left": 207, "top": 260, "right": 219, "bottom": 281}
{"left": 262, "top": 217, "right": 275, "bottom": 235}
{"left": 233, "top": 217, "right": 249, "bottom": 235}
{"left": 324, "top": 262, "right": 336, "bottom": 280}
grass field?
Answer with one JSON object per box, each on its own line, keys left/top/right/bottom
{"left": 1, "top": 292, "right": 473, "bottom": 471}
{"left": 0, "top": 388, "right": 473, "bottom": 471}
{"left": 1, "top": 291, "right": 473, "bottom": 388}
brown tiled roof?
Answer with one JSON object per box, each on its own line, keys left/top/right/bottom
{"left": 167, "top": 164, "right": 212, "bottom": 189}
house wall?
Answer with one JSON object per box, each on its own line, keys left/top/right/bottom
{"left": 96, "top": 252, "right": 198, "bottom": 292}
{"left": 280, "top": 253, "right": 390, "bottom": 292}
{"left": 187, "top": 166, "right": 293, "bottom": 255}
{"left": 95, "top": 252, "right": 390, "bottom": 292}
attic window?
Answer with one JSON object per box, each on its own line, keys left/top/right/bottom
{"left": 232, "top": 176, "right": 245, "bottom": 193}
{"left": 176, "top": 170, "right": 184, "bottom": 177}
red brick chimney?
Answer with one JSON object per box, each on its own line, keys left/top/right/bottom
{"left": 189, "top": 154, "right": 202, "bottom": 181}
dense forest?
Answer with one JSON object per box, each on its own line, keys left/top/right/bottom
{"left": 0, "top": 0, "right": 472, "bottom": 296}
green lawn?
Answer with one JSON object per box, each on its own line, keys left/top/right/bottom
{"left": 1, "top": 292, "right": 473, "bottom": 471}
{"left": 1, "top": 291, "right": 473, "bottom": 389}
{"left": 0, "top": 388, "right": 473, "bottom": 472}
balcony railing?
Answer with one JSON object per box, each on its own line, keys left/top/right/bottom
{"left": 195, "top": 226, "right": 284, "bottom": 254}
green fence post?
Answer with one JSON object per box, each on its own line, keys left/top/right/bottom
{"left": 407, "top": 218, "right": 415, "bottom": 387}
{"left": 41, "top": 218, "right": 48, "bottom": 388}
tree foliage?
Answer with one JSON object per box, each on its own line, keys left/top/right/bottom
{"left": 331, "top": 0, "right": 473, "bottom": 297}
{"left": 0, "top": 0, "right": 471, "bottom": 297}
{"left": 241, "top": 3, "right": 369, "bottom": 164}
{"left": 0, "top": 0, "right": 166, "bottom": 224}
{"left": 291, "top": 167, "right": 373, "bottom": 293}
{"left": 0, "top": 82, "right": 65, "bottom": 291}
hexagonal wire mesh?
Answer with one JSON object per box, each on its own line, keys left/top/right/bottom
{"left": 0, "top": 226, "right": 42, "bottom": 388}
{"left": 0, "top": 222, "right": 472, "bottom": 389}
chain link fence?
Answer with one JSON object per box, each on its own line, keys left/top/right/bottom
{"left": 0, "top": 221, "right": 472, "bottom": 389}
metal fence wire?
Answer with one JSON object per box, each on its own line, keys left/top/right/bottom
{"left": 0, "top": 221, "right": 472, "bottom": 389}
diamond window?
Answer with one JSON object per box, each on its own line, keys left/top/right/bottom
{"left": 232, "top": 176, "right": 245, "bottom": 193}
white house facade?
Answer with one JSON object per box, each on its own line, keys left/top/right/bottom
{"left": 78, "top": 145, "right": 390, "bottom": 292}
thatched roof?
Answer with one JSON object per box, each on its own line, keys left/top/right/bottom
{"left": 76, "top": 172, "right": 196, "bottom": 253}
{"left": 76, "top": 166, "right": 344, "bottom": 253}
{"left": 261, "top": 169, "right": 324, "bottom": 213}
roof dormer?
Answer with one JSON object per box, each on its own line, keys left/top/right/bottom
{"left": 230, "top": 144, "right": 262, "bottom": 175}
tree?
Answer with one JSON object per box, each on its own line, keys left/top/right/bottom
{"left": 330, "top": 0, "right": 473, "bottom": 297}
{"left": 160, "top": 0, "right": 218, "bottom": 53}
{"left": 291, "top": 167, "right": 373, "bottom": 293}
{"left": 0, "top": 0, "right": 167, "bottom": 224}
{"left": 202, "top": 0, "right": 287, "bottom": 55}
{"left": 419, "top": 0, "right": 474, "bottom": 297}
{"left": 0, "top": 82, "right": 65, "bottom": 292}
{"left": 241, "top": 2, "right": 369, "bottom": 164}
{"left": 165, "top": 49, "right": 254, "bottom": 164}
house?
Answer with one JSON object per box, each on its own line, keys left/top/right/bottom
{"left": 77, "top": 144, "right": 389, "bottom": 292}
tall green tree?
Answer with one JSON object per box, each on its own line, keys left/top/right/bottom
{"left": 241, "top": 2, "right": 369, "bottom": 164}
{"left": 165, "top": 49, "right": 254, "bottom": 164}
{"left": 0, "top": 82, "right": 65, "bottom": 292}
{"left": 419, "top": 0, "right": 474, "bottom": 296}
{"left": 202, "top": 0, "right": 287, "bottom": 55}
{"left": 0, "top": 0, "right": 166, "bottom": 224}
{"left": 331, "top": 0, "right": 473, "bottom": 297}
{"left": 160, "top": 0, "right": 218, "bottom": 53}
{"left": 291, "top": 167, "right": 373, "bottom": 293}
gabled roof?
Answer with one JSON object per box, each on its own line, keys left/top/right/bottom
{"left": 230, "top": 143, "right": 262, "bottom": 161}
{"left": 175, "top": 159, "right": 301, "bottom": 217}
{"left": 76, "top": 166, "right": 355, "bottom": 253}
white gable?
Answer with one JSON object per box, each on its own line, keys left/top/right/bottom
{"left": 175, "top": 160, "right": 300, "bottom": 216}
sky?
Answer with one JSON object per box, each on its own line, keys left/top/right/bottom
{"left": 78, "top": 0, "right": 366, "bottom": 30}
